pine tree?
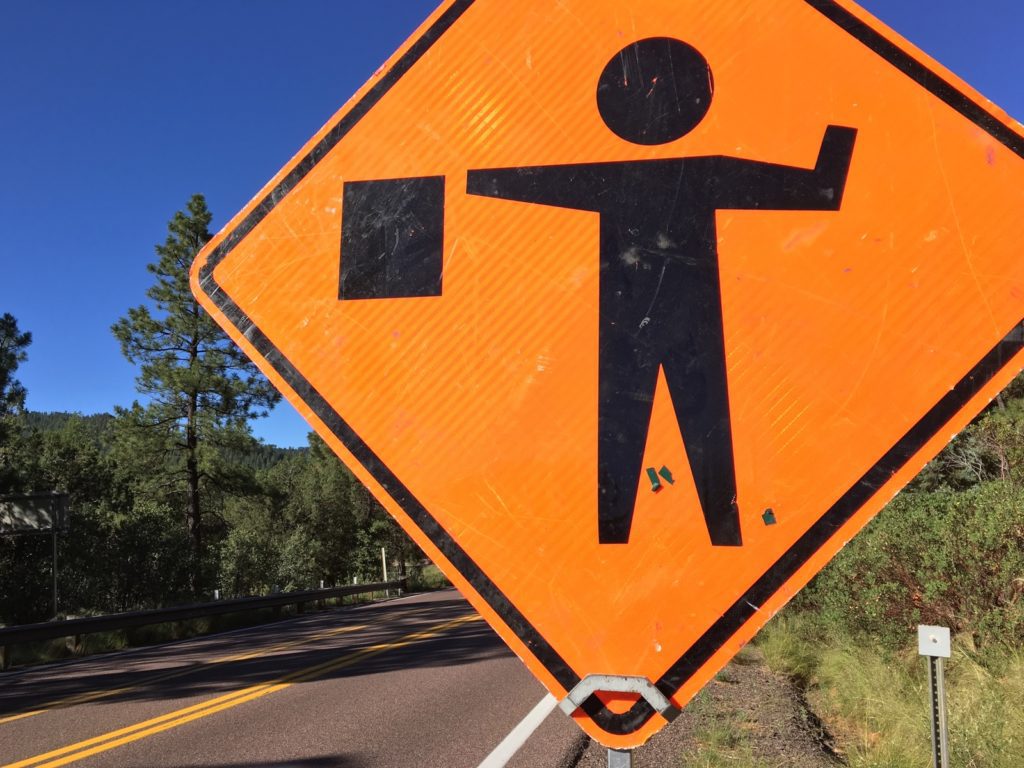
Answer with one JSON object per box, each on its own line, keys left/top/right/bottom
{"left": 0, "top": 313, "right": 31, "bottom": 493}
{"left": 0, "top": 313, "right": 30, "bottom": 417}
{"left": 112, "top": 195, "right": 280, "bottom": 594}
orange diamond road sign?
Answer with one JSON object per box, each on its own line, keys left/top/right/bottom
{"left": 192, "top": 0, "right": 1024, "bottom": 748}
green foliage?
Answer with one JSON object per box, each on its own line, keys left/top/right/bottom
{"left": 219, "top": 440, "right": 306, "bottom": 471}
{"left": 0, "top": 533, "right": 52, "bottom": 624}
{"left": 800, "top": 480, "right": 1024, "bottom": 649}
{"left": 266, "top": 436, "right": 369, "bottom": 582}
{"left": 0, "top": 313, "right": 31, "bottom": 417}
{"left": 217, "top": 434, "right": 400, "bottom": 596}
{"left": 19, "top": 410, "right": 114, "bottom": 439}
{"left": 1, "top": 416, "right": 419, "bottom": 625}
{"left": 217, "top": 496, "right": 281, "bottom": 596}
{"left": 911, "top": 397, "right": 1024, "bottom": 492}
{"left": 763, "top": 381, "right": 1024, "bottom": 765}
{"left": 276, "top": 526, "right": 326, "bottom": 591}
{"left": 111, "top": 194, "right": 280, "bottom": 593}
{"left": 759, "top": 616, "right": 1024, "bottom": 768}
{"left": 0, "top": 199, "right": 425, "bottom": 628}
{"left": 787, "top": 379, "right": 1024, "bottom": 651}
{"left": 0, "top": 415, "right": 193, "bottom": 622}
{"left": 406, "top": 563, "right": 451, "bottom": 591}
{"left": 0, "top": 313, "right": 31, "bottom": 492}
{"left": 111, "top": 194, "right": 280, "bottom": 431}
{"left": 1, "top": 414, "right": 117, "bottom": 623}
{"left": 78, "top": 499, "right": 193, "bottom": 613}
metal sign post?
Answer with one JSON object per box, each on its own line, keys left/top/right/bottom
{"left": 918, "top": 625, "right": 951, "bottom": 768}
{"left": 607, "top": 748, "right": 633, "bottom": 767}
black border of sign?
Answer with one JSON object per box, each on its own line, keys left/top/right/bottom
{"left": 197, "top": 0, "right": 1024, "bottom": 736}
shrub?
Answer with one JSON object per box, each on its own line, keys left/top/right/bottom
{"left": 800, "top": 480, "right": 1024, "bottom": 649}
{"left": 405, "top": 563, "right": 451, "bottom": 591}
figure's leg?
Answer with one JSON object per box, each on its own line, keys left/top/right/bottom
{"left": 662, "top": 296, "right": 742, "bottom": 547}
{"left": 597, "top": 336, "right": 660, "bottom": 544}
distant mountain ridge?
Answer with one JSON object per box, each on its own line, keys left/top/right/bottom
{"left": 21, "top": 410, "right": 114, "bottom": 435}
{"left": 20, "top": 411, "right": 306, "bottom": 470}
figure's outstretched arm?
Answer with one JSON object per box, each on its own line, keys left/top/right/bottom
{"left": 467, "top": 164, "right": 604, "bottom": 211}
{"left": 713, "top": 125, "right": 857, "bottom": 211}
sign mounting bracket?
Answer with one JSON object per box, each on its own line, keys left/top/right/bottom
{"left": 559, "top": 675, "right": 680, "bottom": 722}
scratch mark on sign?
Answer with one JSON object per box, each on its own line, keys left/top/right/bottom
{"left": 928, "top": 102, "right": 999, "bottom": 336}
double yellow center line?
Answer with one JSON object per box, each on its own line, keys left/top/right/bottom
{"left": 0, "top": 621, "right": 374, "bottom": 727}
{"left": 4, "top": 613, "right": 480, "bottom": 768}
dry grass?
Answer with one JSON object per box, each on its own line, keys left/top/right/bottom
{"left": 758, "top": 615, "right": 1024, "bottom": 767}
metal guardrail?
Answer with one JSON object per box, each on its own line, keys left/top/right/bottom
{"left": 0, "top": 579, "right": 405, "bottom": 670}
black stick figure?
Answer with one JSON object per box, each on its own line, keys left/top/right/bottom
{"left": 467, "top": 38, "right": 857, "bottom": 545}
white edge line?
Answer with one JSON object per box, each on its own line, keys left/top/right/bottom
{"left": 477, "top": 693, "right": 560, "bottom": 768}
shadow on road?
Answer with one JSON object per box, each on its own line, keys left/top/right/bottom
{"left": 0, "top": 596, "right": 514, "bottom": 715}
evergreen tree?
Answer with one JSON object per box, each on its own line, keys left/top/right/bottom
{"left": 112, "top": 195, "right": 280, "bottom": 594}
{"left": 0, "top": 313, "right": 30, "bottom": 417}
{"left": 0, "top": 313, "right": 31, "bottom": 492}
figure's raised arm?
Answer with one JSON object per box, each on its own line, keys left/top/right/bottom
{"left": 712, "top": 125, "right": 857, "bottom": 211}
{"left": 467, "top": 163, "right": 605, "bottom": 212}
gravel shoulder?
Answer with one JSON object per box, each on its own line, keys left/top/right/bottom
{"left": 569, "top": 646, "right": 842, "bottom": 767}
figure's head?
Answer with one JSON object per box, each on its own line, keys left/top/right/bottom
{"left": 597, "top": 37, "right": 713, "bottom": 145}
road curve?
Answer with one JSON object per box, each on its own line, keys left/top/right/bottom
{"left": 0, "top": 591, "right": 585, "bottom": 768}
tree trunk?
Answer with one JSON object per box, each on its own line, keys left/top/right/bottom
{"left": 186, "top": 299, "right": 203, "bottom": 597}
{"left": 186, "top": 392, "right": 201, "bottom": 596}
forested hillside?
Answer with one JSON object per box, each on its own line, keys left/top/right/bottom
{"left": 0, "top": 197, "right": 423, "bottom": 626}
{"left": 21, "top": 411, "right": 304, "bottom": 471}
{"left": 0, "top": 410, "right": 417, "bottom": 625}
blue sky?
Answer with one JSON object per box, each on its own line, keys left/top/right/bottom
{"left": 1, "top": 1, "right": 1020, "bottom": 448}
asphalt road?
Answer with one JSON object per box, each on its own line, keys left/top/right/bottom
{"left": 0, "top": 591, "right": 586, "bottom": 768}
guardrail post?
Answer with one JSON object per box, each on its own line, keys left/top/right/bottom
{"left": 66, "top": 634, "right": 82, "bottom": 655}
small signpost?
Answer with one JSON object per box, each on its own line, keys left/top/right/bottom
{"left": 918, "top": 625, "right": 951, "bottom": 768}
{"left": 0, "top": 492, "right": 70, "bottom": 618}
{"left": 192, "top": 0, "right": 1024, "bottom": 752}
